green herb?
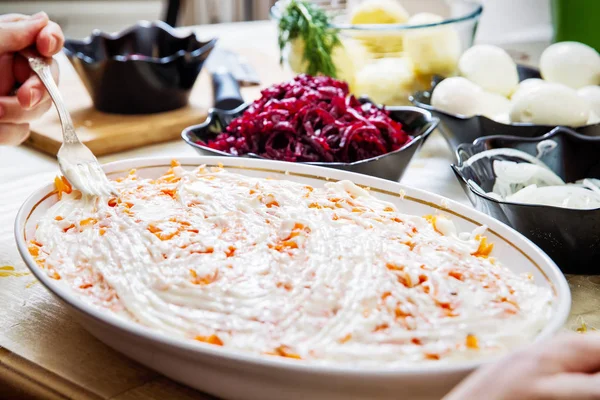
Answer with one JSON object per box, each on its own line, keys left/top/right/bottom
{"left": 277, "top": 0, "right": 341, "bottom": 78}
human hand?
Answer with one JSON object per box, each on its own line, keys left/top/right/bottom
{"left": 444, "top": 333, "right": 600, "bottom": 400}
{"left": 0, "top": 12, "right": 63, "bottom": 145}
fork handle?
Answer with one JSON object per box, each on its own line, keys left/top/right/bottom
{"left": 20, "top": 48, "right": 80, "bottom": 145}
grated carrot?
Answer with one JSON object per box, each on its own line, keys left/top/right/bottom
{"left": 466, "top": 334, "right": 479, "bottom": 349}
{"left": 338, "top": 333, "right": 352, "bottom": 343}
{"left": 274, "top": 345, "right": 301, "bottom": 359}
{"left": 54, "top": 176, "right": 72, "bottom": 200}
{"left": 80, "top": 218, "right": 97, "bottom": 226}
{"left": 474, "top": 236, "right": 494, "bottom": 258}
{"left": 195, "top": 334, "right": 223, "bottom": 346}
{"left": 225, "top": 246, "right": 236, "bottom": 257}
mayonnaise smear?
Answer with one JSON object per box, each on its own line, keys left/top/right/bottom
{"left": 30, "top": 164, "right": 553, "bottom": 365}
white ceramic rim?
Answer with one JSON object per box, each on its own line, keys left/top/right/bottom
{"left": 14, "top": 156, "right": 571, "bottom": 377}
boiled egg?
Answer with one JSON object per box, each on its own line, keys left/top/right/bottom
{"left": 577, "top": 85, "right": 600, "bottom": 116}
{"left": 510, "top": 78, "right": 545, "bottom": 103}
{"left": 480, "top": 92, "right": 511, "bottom": 120}
{"left": 431, "top": 77, "right": 486, "bottom": 117}
{"left": 540, "top": 42, "right": 600, "bottom": 89}
{"left": 509, "top": 83, "right": 591, "bottom": 126}
{"left": 588, "top": 111, "right": 600, "bottom": 125}
{"left": 458, "top": 45, "right": 519, "bottom": 97}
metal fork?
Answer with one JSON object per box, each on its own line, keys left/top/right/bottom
{"left": 22, "top": 49, "right": 116, "bottom": 197}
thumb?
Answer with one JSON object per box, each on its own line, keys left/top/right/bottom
{"left": 0, "top": 12, "right": 49, "bottom": 54}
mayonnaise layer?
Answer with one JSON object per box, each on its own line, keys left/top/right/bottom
{"left": 30, "top": 164, "right": 553, "bottom": 365}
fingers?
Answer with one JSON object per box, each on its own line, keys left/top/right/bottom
{"left": 0, "top": 12, "right": 49, "bottom": 54}
{"left": 0, "top": 14, "right": 29, "bottom": 23}
{"left": 15, "top": 57, "right": 59, "bottom": 109}
{"left": 0, "top": 54, "right": 15, "bottom": 96}
{"left": 0, "top": 123, "right": 29, "bottom": 145}
{"left": 36, "top": 21, "right": 64, "bottom": 57}
{"left": 536, "top": 333, "right": 600, "bottom": 374}
{"left": 13, "top": 52, "right": 31, "bottom": 84}
{"left": 533, "top": 373, "right": 600, "bottom": 400}
{"left": 0, "top": 97, "right": 52, "bottom": 123}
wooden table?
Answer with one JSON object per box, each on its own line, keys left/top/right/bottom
{"left": 0, "top": 21, "right": 594, "bottom": 400}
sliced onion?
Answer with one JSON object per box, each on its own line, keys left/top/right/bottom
{"left": 493, "top": 160, "right": 564, "bottom": 185}
{"left": 462, "top": 148, "right": 550, "bottom": 169}
{"left": 505, "top": 185, "right": 600, "bottom": 209}
{"left": 464, "top": 144, "right": 600, "bottom": 210}
{"left": 535, "top": 140, "right": 558, "bottom": 159}
{"left": 577, "top": 178, "right": 600, "bottom": 196}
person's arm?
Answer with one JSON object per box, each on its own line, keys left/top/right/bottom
{"left": 0, "top": 12, "right": 64, "bottom": 145}
{"left": 444, "top": 333, "right": 600, "bottom": 400}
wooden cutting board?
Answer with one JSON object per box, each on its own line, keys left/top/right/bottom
{"left": 26, "top": 49, "right": 289, "bottom": 156}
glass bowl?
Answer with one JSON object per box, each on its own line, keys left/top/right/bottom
{"left": 270, "top": 0, "right": 482, "bottom": 105}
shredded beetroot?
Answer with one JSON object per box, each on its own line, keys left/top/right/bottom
{"left": 203, "top": 74, "right": 411, "bottom": 163}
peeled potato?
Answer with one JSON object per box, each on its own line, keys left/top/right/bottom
{"left": 353, "top": 57, "right": 416, "bottom": 105}
{"left": 403, "top": 13, "right": 461, "bottom": 76}
{"left": 287, "top": 37, "right": 367, "bottom": 90}
{"left": 350, "top": 0, "right": 409, "bottom": 24}
{"left": 349, "top": 0, "right": 408, "bottom": 57}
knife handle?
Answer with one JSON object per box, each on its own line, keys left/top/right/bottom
{"left": 211, "top": 70, "right": 245, "bottom": 110}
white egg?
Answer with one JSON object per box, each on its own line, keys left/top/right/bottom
{"left": 458, "top": 45, "right": 519, "bottom": 97}
{"left": 577, "top": 85, "right": 600, "bottom": 116}
{"left": 492, "top": 113, "right": 511, "bottom": 124}
{"left": 588, "top": 111, "right": 600, "bottom": 125}
{"left": 510, "top": 78, "right": 545, "bottom": 103}
{"left": 509, "top": 83, "right": 591, "bottom": 126}
{"left": 480, "top": 92, "right": 511, "bottom": 119}
{"left": 403, "top": 13, "right": 461, "bottom": 76}
{"left": 540, "top": 42, "right": 600, "bottom": 89}
{"left": 431, "top": 77, "right": 486, "bottom": 117}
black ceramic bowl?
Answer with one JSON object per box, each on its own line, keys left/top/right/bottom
{"left": 181, "top": 101, "right": 439, "bottom": 182}
{"left": 410, "top": 65, "right": 600, "bottom": 152}
{"left": 452, "top": 127, "right": 600, "bottom": 274}
{"left": 63, "top": 21, "right": 217, "bottom": 114}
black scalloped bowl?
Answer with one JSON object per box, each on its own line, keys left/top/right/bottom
{"left": 410, "top": 65, "right": 600, "bottom": 152}
{"left": 63, "top": 21, "right": 217, "bottom": 114}
{"left": 181, "top": 103, "right": 439, "bottom": 182}
{"left": 452, "top": 127, "right": 600, "bottom": 274}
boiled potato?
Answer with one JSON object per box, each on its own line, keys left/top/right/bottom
{"left": 353, "top": 57, "right": 415, "bottom": 105}
{"left": 403, "top": 13, "right": 461, "bottom": 76}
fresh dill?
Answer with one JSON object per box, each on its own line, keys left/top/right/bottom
{"left": 277, "top": 0, "right": 341, "bottom": 78}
